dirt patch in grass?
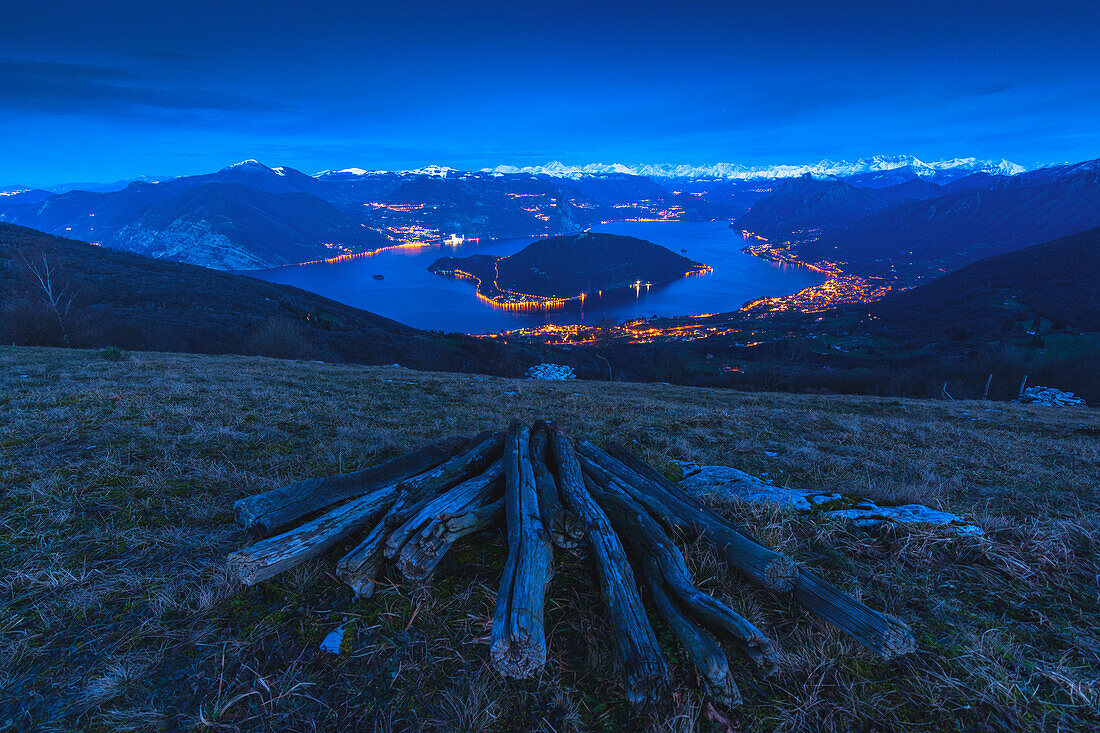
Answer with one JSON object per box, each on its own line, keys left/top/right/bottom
{"left": 1, "top": 346, "right": 1098, "bottom": 731}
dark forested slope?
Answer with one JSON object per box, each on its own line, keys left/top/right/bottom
{"left": 864, "top": 226, "right": 1100, "bottom": 340}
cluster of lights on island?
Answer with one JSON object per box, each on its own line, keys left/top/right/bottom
{"left": 432, "top": 261, "right": 714, "bottom": 312}
{"left": 475, "top": 229, "right": 899, "bottom": 344}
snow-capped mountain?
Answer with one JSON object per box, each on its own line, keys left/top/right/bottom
{"left": 316, "top": 164, "right": 457, "bottom": 179}
{"left": 315, "top": 167, "right": 384, "bottom": 178}
{"left": 480, "top": 156, "right": 1028, "bottom": 181}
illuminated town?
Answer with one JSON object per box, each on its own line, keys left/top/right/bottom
{"left": 481, "top": 229, "right": 896, "bottom": 346}
{"left": 736, "top": 229, "right": 897, "bottom": 314}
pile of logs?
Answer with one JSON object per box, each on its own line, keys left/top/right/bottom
{"left": 228, "top": 421, "right": 915, "bottom": 710}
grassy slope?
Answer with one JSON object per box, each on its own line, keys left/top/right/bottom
{"left": 2, "top": 347, "right": 1099, "bottom": 732}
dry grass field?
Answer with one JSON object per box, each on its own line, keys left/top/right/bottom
{"left": 2, "top": 346, "right": 1099, "bottom": 732}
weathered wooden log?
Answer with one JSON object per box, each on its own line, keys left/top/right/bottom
{"left": 228, "top": 484, "right": 397, "bottom": 586}
{"left": 591, "top": 486, "right": 777, "bottom": 674}
{"left": 576, "top": 441, "right": 799, "bottom": 593}
{"left": 332, "top": 430, "right": 506, "bottom": 593}
{"left": 397, "top": 496, "right": 505, "bottom": 580}
{"left": 385, "top": 459, "right": 504, "bottom": 559}
{"left": 605, "top": 443, "right": 754, "bottom": 537}
{"left": 548, "top": 426, "right": 670, "bottom": 709}
{"left": 438, "top": 496, "right": 505, "bottom": 536}
{"left": 389, "top": 460, "right": 505, "bottom": 578}
{"left": 395, "top": 431, "right": 504, "bottom": 500}
{"left": 233, "top": 434, "right": 472, "bottom": 535}
{"left": 580, "top": 458, "right": 678, "bottom": 536}
{"left": 648, "top": 578, "right": 741, "bottom": 708}
{"left": 529, "top": 421, "right": 581, "bottom": 549}
{"left": 794, "top": 570, "right": 916, "bottom": 658}
{"left": 334, "top": 518, "right": 388, "bottom": 597}
{"left": 600, "top": 443, "right": 916, "bottom": 659}
{"left": 490, "top": 421, "right": 554, "bottom": 678}
{"left": 336, "top": 491, "right": 443, "bottom": 597}
{"left": 232, "top": 435, "right": 503, "bottom": 589}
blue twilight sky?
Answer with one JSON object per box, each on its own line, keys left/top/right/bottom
{"left": 0, "top": 0, "right": 1097, "bottom": 187}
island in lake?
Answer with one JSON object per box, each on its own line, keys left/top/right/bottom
{"left": 428, "top": 232, "right": 711, "bottom": 310}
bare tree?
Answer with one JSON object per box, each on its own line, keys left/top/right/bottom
{"left": 594, "top": 319, "right": 616, "bottom": 381}
{"left": 17, "top": 250, "right": 79, "bottom": 345}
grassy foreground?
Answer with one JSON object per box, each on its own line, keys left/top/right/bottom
{"left": 2, "top": 347, "right": 1099, "bottom": 732}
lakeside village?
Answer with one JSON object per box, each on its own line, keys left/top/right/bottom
{"left": 488, "top": 229, "right": 896, "bottom": 346}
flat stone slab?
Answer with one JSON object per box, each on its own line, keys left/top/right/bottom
{"left": 677, "top": 462, "right": 983, "bottom": 536}
{"left": 319, "top": 624, "right": 347, "bottom": 654}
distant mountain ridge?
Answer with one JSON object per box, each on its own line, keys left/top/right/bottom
{"left": 481, "top": 155, "right": 1030, "bottom": 181}
{"left": 13, "top": 154, "right": 1035, "bottom": 192}
{"left": 0, "top": 160, "right": 733, "bottom": 270}
{"left": 735, "top": 174, "right": 891, "bottom": 238}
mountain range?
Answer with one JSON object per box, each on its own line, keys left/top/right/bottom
{"left": 777, "top": 159, "right": 1100, "bottom": 276}
{"left": 0, "top": 161, "right": 726, "bottom": 270}
{"left": 482, "top": 155, "right": 1029, "bottom": 181}
{"left": 0, "top": 155, "right": 1092, "bottom": 280}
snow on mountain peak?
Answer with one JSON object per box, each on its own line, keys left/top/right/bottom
{"left": 403, "top": 165, "right": 457, "bottom": 177}
{"left": 314, "top": 167, "right": 387, "bottom": 178}
{"left": 305, "top": 156, "right": 1032, "bottom": 182}
{"left": 317, "top": 164, "right": 457, "bottom": 178}
{"left": 223, "top": 159, "right": 277, "bottom": 173}
{"left": 478, "top": 156, "right": 1029, "bottom": 180}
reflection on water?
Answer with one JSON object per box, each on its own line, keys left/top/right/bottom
{"left": 249, "top": 221, "right": 828, "bottom": 334}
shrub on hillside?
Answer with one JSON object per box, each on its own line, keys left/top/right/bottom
{"left": 242, "top": 318, "right": 320, "bottom": 360}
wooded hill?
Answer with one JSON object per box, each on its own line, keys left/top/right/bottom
{"left": 430, "top": 232, "right": 707, "bottom": 301}
{"left": 864, "top": 225, "right": 1100, "bottom": 339}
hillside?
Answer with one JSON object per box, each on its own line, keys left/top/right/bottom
{"left": 735, "top": 174, "right": 889, "bottom": 238}
{"left": 797, "top": 165, "right": 1100, "bottom": 276}
{"left": 115, "top": 183, "right": 391, "bottom": 269}
{"left": 0, "top": 223, "right": 529, "bottom": 373}
{"left": 870, "top": 177, "right": 944, "bottom": 206}
{"left": 865, "top": 226, "right": 1100, "bottom": 339}
{"left": 0, "top": 163, "right": 394, "bottom": 270}
{"left": 2, "top": 347, "right": 1098, "bottom": 731}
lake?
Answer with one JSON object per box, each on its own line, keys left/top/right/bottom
{"left": 250, "top": 221, "right": 826, "bottom": 334}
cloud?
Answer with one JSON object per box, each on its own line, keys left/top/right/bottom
{"left": 0, "top": 59, "right": 142, "bottom": 81}
{"left": 134, "top": 49, "right": 204, "bottom": 63}
{"left": 947, "top": 82, "right": 1012, "bottom": 98}
{"left": 0, "top": 57, "right": 287, "bottom": 116}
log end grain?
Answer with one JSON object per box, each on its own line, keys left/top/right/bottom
{"left": 762, "top": 555, "right": 799, "bottom": 594}
{"left": 490, "top": 631, "right": 548, "bottom": 679}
